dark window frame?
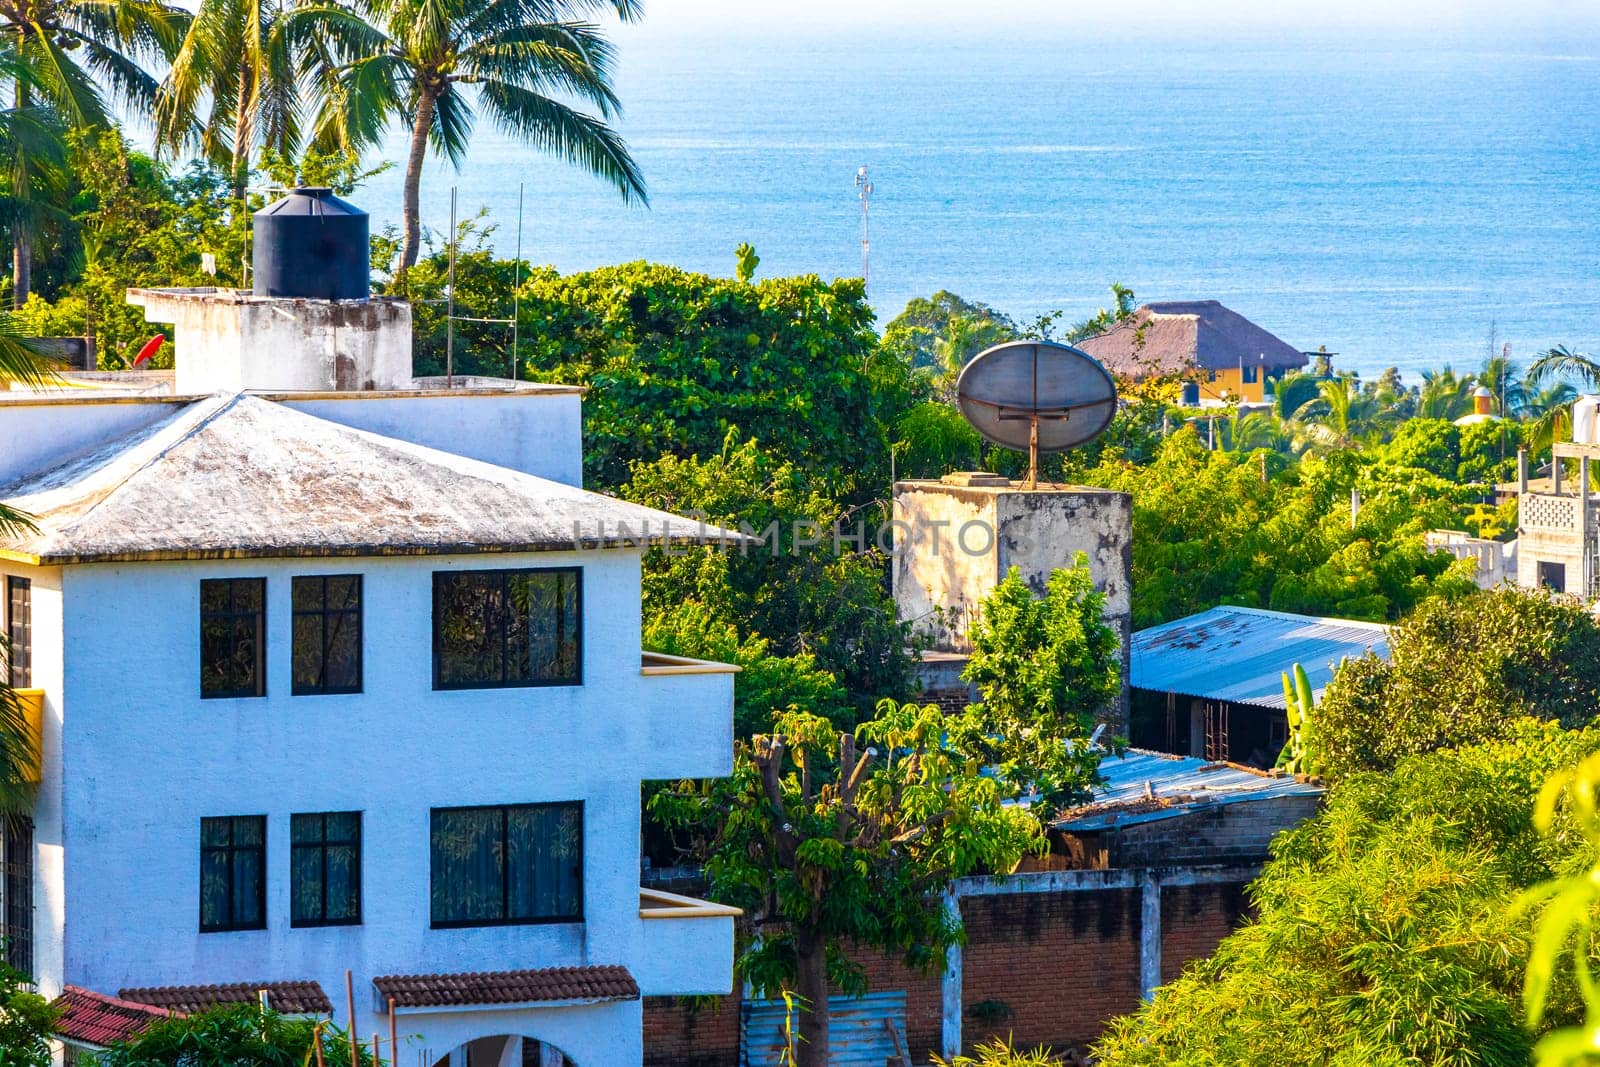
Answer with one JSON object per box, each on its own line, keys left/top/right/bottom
{"left": 199, "top": 815, "right": 267, "bottom": 933}
{"left": 428, "top": 801, "right": 584, "bottom": 929}
{"left": 291, "top": 575, "right": 364, "bottom": 696}
{"left": 5, "top": 577, "right": 30, "bottom": 688}
{"left": 290, "top": 811, "right": 362, "bottom": 928}
{"left": 200, "top": 578, "right": 266, "bottom": 699}
{"left": 431, "top": 568, "right": 583, "bottom": 691}
{"left": 1, "top": 816, "right": 33, "bottom": 977}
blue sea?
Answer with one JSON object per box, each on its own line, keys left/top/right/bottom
{"left": 357, "top": 19, "right": 1600, "bottom": 379}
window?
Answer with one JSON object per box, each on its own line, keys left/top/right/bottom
{"left": 430, "top": 803, "right": 582, "bottom": 927}
{"left": 5, "top": 577, "right": 29, "bottom": 688}
{"left": 292, "top": 576, "right": 362, "bottom": 695}
{"left": 1242, "top": 365, "right": 1259, "bottom": 384}
{"left": 433, "top": 569, "right": 581, "bottom": 690}
{"left": 1539, "top": 560, "right": 1567, "bottom": 593}
{"left": 1, "top": 817, "right": 32, "bottom": 976}
{"left": 291, "top": 812, "right": 361, "bottom": 927}
{"left": 200, "top": 815, "right": 266, "bottom": 932}
{"left": 201, "top": 579, "right": 265, "bottom": 698}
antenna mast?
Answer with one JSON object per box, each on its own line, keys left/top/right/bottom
{"left": 855, "top": 165, "right": 873, "bottom": 294}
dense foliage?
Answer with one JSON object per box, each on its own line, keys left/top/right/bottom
{"left": 1095, "top": 721, "right": 1600, "bottom": 1067}
{"left": 1317, "top": 586, "right": 1600, "bottom": 779}
{"left": 0, "top": 961, "right": 54, "bottom": 1067}
{"left": 98, "top": 1003, "right": 376, "bottom": 1067}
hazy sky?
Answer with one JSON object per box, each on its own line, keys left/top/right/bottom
{"left": 616, "top": 0, "right": 1600, "bottom": 42}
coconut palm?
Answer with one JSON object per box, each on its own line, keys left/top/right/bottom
{"left": 1524, "top": 380, "right": 1579, "bottom": 458}
{"left": 1291, "top": 377, "right": 1387, "bottom": 452}
{"left": 325, "top": 0, "right": 646, "bottom": 277}
{"left": 0, "top": 0, "right": 187, "bottom": 301}
{"left": 1478, "top": 352, "right": 1526, "bottom": 417}
{"left": 155, "top": 0, "right": 361, "bottom": 200}
{"left": 1416, "top": 367, "right": 1474, "bottom": 421}
{"left": 1529, "top": 345, "right": 1600, "bottom": 391}
{"left": 1271, "top": 371, "right": 1320, "bottom": 420}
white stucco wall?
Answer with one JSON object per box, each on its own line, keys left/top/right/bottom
{"left": 285, "top": 394, "right": 584, "bottom": 487}
{"left": 0, "top": 400, "right": 183, "bottom": 486}
{"left": 50, "top": 548, "right": 731, "bottom": 1060}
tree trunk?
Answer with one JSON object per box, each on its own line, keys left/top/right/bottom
{"left": 398, "top": 88, "right": 437, "bottom": 276}
{"left": 232, "top": 66, "right": 253, "bottom": 202}
{"left": 12, "top": 69, "right": 29, "bottom": 306}
{"left": 794, "top": 926, "right": 830, "bottom": 1067}
{"left": 12, "top": 230, "right": 30, "bottom": 307}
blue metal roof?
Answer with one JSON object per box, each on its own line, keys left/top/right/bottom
{"left": 1131, "top": 605, "right": 1389, "bottom": 709}
{"left": 1055, "top": 748, "right": 1323, "bottom": 831}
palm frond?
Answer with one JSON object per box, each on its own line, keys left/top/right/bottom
{"left": 474, "top": 77, "right": 645, "bottom": 203}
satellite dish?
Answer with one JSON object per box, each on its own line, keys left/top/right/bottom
{"left": 955, "top": 340, "right": 1118, "bottom": 488}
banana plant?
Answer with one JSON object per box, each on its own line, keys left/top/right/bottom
{"left": 1276, "top": 662, "right": 1321, "bottom": 777}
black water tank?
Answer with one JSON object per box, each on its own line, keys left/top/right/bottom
{"left": 252, "top": 187, "right": 369, "bottom": 300}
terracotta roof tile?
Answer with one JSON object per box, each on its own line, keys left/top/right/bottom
{"left": 373, "top": 966, "right": 639, "bottom": 1008}
{"left": 118, "top": 980, "right": 332, "bottom": 1014}
{"left": 53, "top": 986, "right": 171, "bottom": 1048}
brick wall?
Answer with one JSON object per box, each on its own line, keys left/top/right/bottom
{"left": 643, "top": 880, "right": 1251, "bottom": 1065}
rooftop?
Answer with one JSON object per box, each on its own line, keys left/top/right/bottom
{"left": 1132, "top": 605, "right": 1389, "bottom": 708}
{"left": 1077, "top": 300, "right": 1308, "bottom": 379}
{"left": 1055, "top": 748, "right": 1323, "bottom": 832}
{"left": 53, "top": 986, "right": 172, "bottom": 1048}
{"left": 119, "top": 980, "right": 332, "bottom": 1014}
{"left": 373, "top": 965, "right": 639, "bottom": 1009}
{"left": 0, "top": 393, "right": 744, "bottom": 565}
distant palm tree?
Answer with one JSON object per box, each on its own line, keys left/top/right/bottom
{"left": 0, "top": 0, "right": 187, "bottom": 301}
{"left": 1478, "top": 353, "right": 1526, "bottom": 417}
{"left": 1292, "top": 377, "right": 1386, "bottom": 451}
{"left": 1416, "top": 367, "right": 1473, "bottom": 421}
{"left": 0, "top": 640, "right": 37, "bottom": 817}
{"left": 328, "top": 0, "right": 646, "bottom": 277}
{"left": 1524, "top": 380, "right": 1579, "bottom": 457}
{"left": 1271, "top": 371, "right": 1321, "bottom": 420}
{"left": 155, "top": 0, "right": 346, "bottom": 199}
{"left": 1224, "top": 407, "right": 1286, "bottom": 453}
{"left": 0, "top": 313, "right": 52, "bottom": 536}
{"left": 1529, "top": 346, "right": 1600, "bottom": 391}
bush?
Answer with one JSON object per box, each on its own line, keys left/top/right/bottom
{"left": 933, "top": 1037, "right": 1068, "bottom": 1066}
{"left": 99, "top": 1002, "right": 374, "bottom": 1067}
{"left": 1317, "top": 585, "right": 1600, "bottom": 779}
{"left": 1093, "top": 721, "right": 1600, "bottom": 1067}
{"left": 0, "top": 961, "right": 55, "bottom": 1067}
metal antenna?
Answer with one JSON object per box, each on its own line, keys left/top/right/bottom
{"left": 855, "top": 165, "right": 873, "bottom": 294}
{"left": 510, "top": 182, "right": 524, "bottom": 381}
{"left": 445, "top": 186, "right": 457, "bottom": 389}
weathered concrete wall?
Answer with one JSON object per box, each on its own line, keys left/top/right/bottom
{"left": 893, "top": 480, "right": 1134, "bottom": 724}
{"left": 0, "top": 398, "right": 184, "bottom": 486}
{"left": 130, "top": 289, "right": 413, "bottom": 394}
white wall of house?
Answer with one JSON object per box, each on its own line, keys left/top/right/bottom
{"left": 284, "top": 393, "right": 584, "bottom": 487}
{"left": 0, "top": 400, "right": 184, "bottom": 485}
{"left": 38, "top": 548, "right": 729, "bottom": 1062}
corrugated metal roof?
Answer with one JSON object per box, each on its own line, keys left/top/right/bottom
{"left": 1131, "top": 605, "right": 1388, "bottom": 708}
{"left": 1055, "top": 748, "right": 1323, "bottom": 831}
{"left": 0, "top": 394, "right": 748, "bottom": 564}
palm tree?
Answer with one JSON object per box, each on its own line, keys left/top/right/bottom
{"left": 155, "top": 0, "right": 358, "bottom": 201}
{"left": 1416, "top": 367, "right": 1473, "bottom": 421}
{"left": 0, "top": 639, "right": 37, "bottom": 816}
{"left": 1478, "top": 352, "right": 1526, "bottom": 417}
{"left": 1524, "top": 380, "right": 1579, "bottom": 458}
{"left": 327, "top": 0, "right": 646, "bottom": 277}
{"left": 0, "top": 0, "right": 186, "bottom": 301}
{"left": 1291, "top": 377, "right": 1386, "bottom": 452}
{"left": 1271, "top": 371, "right": 1320, "bottom": 420}
{"left": 1530, "top": 346, "right": 1600, "bottom": 391}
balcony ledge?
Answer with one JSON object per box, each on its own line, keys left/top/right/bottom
{"left": 640, "top": 652, "right": 740, "bottom": 677}
{"left": 639, "top": 887, "right": 742, "bottom": 919}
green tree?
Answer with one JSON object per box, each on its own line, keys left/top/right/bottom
{"left": 1316, "top": 586, "right": 1600, "bottom": 780}
{"left": 655, "top": 700, "right": 1043, "bottom": 1067}
{"left": 331, "top": 0, "right": 645, "bottom": 275}
{"left": 154, "top": 0, "right": 353, "bottom": 199}
{"left": 955, "top": 560, "right": 1120, "bottom": 814}
{"left": 0, "top": 960, "right": 54, "bottom": 1067}
{"left": 1094, "top": 720, "right": 1600, "bottom": 1067}
{"left": 1530, "top": 346, "right": 1600, "bottom": 391}
{"left": 880, "top": 289, "right": 1014, "bottom": 372}
{"left": 98, "top": 1002, "right": 376, "bottom": 1066}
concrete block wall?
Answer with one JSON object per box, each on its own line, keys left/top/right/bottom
{"left": 642, "top": 880, "right": 1251, "bottom": 1065}
{"left": 1105, "top": 797, "right": 1324, "bottom": 869}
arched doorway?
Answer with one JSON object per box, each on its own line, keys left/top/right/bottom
{"left": 427, "top": 1034, "right": 576, "bottom": 1067}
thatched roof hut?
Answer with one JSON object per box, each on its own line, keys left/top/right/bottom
{"left": 1077, "top": 300, "right": 1307, "bottom": 380}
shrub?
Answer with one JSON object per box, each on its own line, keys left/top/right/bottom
{"left": 1317, "top": 585, "right": 1600, "bottom": 779}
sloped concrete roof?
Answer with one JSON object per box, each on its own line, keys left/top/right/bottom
{"left": 1078, "top": 300, "right": 1308, "bottom": 378}
{"left": 1054, "top": 747, "right": 1323, "bottom": 831}
{"left": 0, "top": 394, "right": 744, "bottom": 564}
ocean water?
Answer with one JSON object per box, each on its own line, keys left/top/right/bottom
{"left": 357, "top": 22, "right": 1600, "bottom": 379}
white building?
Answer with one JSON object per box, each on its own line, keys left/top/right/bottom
{"left": 0, "top": 241, "right": 741, "bottom": 1065}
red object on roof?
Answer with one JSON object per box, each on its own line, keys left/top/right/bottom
{"left": 53, "top": 985, "right": 171, "bottom": 1048}
{"left": 373, "top": 965, "right": 639, "bottom": 1008}
{"left": 119, "top": 980, "right": 332, "bottom": 1014}
{"left": 131, "top": 333, "right": 164, "bottom": 368}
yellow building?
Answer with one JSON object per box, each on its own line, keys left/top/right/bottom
{"left": 1077, "top": 300, "right": 1310, "bottom": 405}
